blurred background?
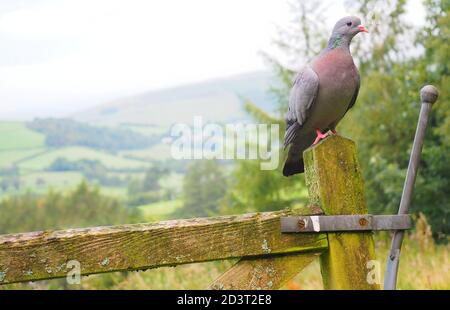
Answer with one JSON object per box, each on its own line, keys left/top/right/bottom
{"left": 0, "top": 0, "right": 448, "bottom": 289}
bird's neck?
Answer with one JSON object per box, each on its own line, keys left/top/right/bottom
{"left": 327, "top": 34, "right": 351, "bottom": 51}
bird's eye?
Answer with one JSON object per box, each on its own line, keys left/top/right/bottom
{"left": 346, "top": 22, "right": 352, "bottom": 26}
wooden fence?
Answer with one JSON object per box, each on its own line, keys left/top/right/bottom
{"left": 0, "top": 135, "right": 380, "bottom": 289}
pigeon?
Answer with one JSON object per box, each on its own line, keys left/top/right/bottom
{"left": 282, "top": 16, "right": 368, "bottom": 176}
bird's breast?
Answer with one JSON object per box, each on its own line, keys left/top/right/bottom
{"left": 312, "top": 50, "right": 358, "bottom": 94}
{"left": 309, "top": 50, "right": 358, "bottom": 129}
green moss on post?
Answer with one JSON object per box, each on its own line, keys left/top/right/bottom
{"left": 304, "top": 135, "right": 379, "bottom": 290}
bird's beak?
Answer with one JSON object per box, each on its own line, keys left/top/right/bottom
{"left": 358, "top": 25, "right": 369, "bottom": 33}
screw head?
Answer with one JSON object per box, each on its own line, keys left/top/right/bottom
{"left": 298, "top": 218, "right": 307, "bottom": 230}
{"left": 359, "top": 218, "right": 368, "bottom": 226}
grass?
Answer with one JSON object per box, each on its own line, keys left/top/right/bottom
{"left": 138, "top": 199, "right": 183, "bottom": 221}
{"left": 120, "top": 143, "right": 172, "bottom": 161}
{"left": 119, "top": 124, "right": 168, "bottom": 136}
{"left": 98, "top": 186, "right": 129, "bottom": 200}
{"left": 81, "top": 260, "right": 236, "bottom": 290}
{"left": 0, "top": 171, "right": 85, "bottom": 197}
{"left": 18, "top": 146, "right": 149, "bottom": 170}
{"left": 286, "top": 214, "right": 450, "bottom": 290}
{"left": 0, "top": 148, "right": 47, "bottom": 168}
{"left": 286, "top": 237, "right": 450, "bottom": 290}
{"left": 159, "top": 172, "right": 183, "bottom": 192}
{"left": 20, "top": 171, "right": 84, "bottom": 191}
{"left": 0, "top": 122, "right": 45, "bottom": 150}
{"left": 0, "top": 172, "right": 130, "bottom": 200}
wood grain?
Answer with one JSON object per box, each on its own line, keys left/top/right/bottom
{"left": 0, "top": 210, "right": 327, "bottom": 284}
{"left": 209, "top": 252, "right": 321, "bottom": 290}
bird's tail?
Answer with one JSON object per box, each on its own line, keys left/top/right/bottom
{"left": 283, "top": 159, "right": 305, "bottom": 176}
{"left": 282, "top": 130, "right": 316, "bottom": 177}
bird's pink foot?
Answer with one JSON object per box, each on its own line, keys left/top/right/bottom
{"left": 313, "top": 129, "right": 328, "bottom": 145}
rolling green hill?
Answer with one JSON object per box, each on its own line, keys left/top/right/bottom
{"left": 0, "top": 71, "right": 277, "bottom": 209}
{"left": 73, "top": 71, "right": 277, "bottom": 127}
{"left": 0, "top": 119, "right": 172, "bottom": 202}
{"left": 0, "top": 121, "right": 150, "bottom": 199}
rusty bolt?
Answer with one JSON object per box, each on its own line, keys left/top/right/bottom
{"left": 298, "top": 218, "right": 307, "bottom": 230}
{"left": 359, "top": 217, "right": 368, "bottom": 226}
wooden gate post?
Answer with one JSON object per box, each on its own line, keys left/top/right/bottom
{"left": 304, "top": 135, "right": 379, "bottom": 289}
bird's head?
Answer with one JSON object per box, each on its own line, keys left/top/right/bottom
{"left": 328, "top": 16, "right": 368, "bottom": 49}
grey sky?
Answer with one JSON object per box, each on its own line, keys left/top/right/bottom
{"left": 0, "top": 0, "right": 425, "bottom": 120}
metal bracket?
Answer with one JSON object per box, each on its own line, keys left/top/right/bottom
{"left": 281, "top": 214, "right": 411, "bottom": 233}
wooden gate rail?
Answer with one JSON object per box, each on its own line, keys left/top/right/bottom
{"left": 0, "top": 135, "right": 381, "bottom": 289}
{"left": 0, "top": 209, "right": 327, "bottom": 285}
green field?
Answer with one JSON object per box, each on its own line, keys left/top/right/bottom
{"left": 0, "top": 120, "right": 181, "bottom": 206}
{"left": 119, "top": 124, "right": 168, "bottom": 136}
{"left": 0, "top": 122, "right": 45, "bottom": 150}
{"left": 20, "top": 171, "right": 85, "bottom": 191}
{"left": 0, "top": 148, "right": 47, "bottom": 168}
{"left": 0, "top": 171, "right": 85, "bottom": 197}
{"left": 120, "top": 143, "right": 172, "bottom": 161}
{"left": 159, "top": 172, "right": 183, "bottom": 192}
{"left": 18, "top": 146, "right": 149, "bottom": 171}
{"left": 138, "top": 199, "right": 182, "bottom": 221}
{"left": 98, "top": 186, "right": 129, "bottom": 200}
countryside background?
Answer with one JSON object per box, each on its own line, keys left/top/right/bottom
{"left": 1, "top": 0, "right": 449, "bottom": 289}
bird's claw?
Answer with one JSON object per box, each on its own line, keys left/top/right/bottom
{"left": 313, "top": 129, "right": 328, "bottom": 145}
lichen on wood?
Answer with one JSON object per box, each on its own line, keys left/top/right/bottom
{"left": 304, "top": 135, "right": 379, "bottom": 290}
{"left": 210, "top": 252, "right": 322, "bottom": 290}
{"left": 0, "top": 209, "right": 327, "bottom": 284}
{"left": 209, "top": 206, "right": 327, "bottom": 290}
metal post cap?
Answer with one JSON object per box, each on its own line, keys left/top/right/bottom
{"left": 420, "top": 85, "right": 439, "bottom": 104}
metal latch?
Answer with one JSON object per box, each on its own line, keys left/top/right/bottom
{"left": 280, "top": 214, "right": 411, "bottom": 233}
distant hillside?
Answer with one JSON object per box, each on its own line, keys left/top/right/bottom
{"left": 27, "top": 118, "right": 159, "bottom": 151}
{"left": 73, "top": 71, "right": 278, "bottom": 127}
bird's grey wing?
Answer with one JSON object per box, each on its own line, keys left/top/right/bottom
{"left": 345, "top": 72, "right": 360, "bottom": 112}
{"left": 328, "top": 73, "right": 360, "bottom": 132}
{"left": 283, "top": 66, "right": 319, "bottom": 147}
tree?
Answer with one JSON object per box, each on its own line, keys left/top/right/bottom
{"left": 177, "top": 160, "right": 227, "bottom": 218}
{"left": 126, "top": 166, "right": 169, "bottom": 206}
{"left": 225, "top": 0, "right": 449, "bottom": 238}
{"left": 221, "top": 0, "right": 327, "bottom": 214}
{"left": 141, "top": 166, "right": 167, "bottom": 192}
{"left": 339, "top": 0, "right": 450, "bottom": 238}
{"left": 0, "top": 181, "right": 141, "bottom": 234}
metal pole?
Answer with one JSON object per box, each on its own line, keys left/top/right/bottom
{"left": 384, "top": 85, "right": 438, "bottom": 290}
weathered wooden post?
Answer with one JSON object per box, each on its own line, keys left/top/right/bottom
{"left": 303, "top": 135, "right": 379, "bottom": 289}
